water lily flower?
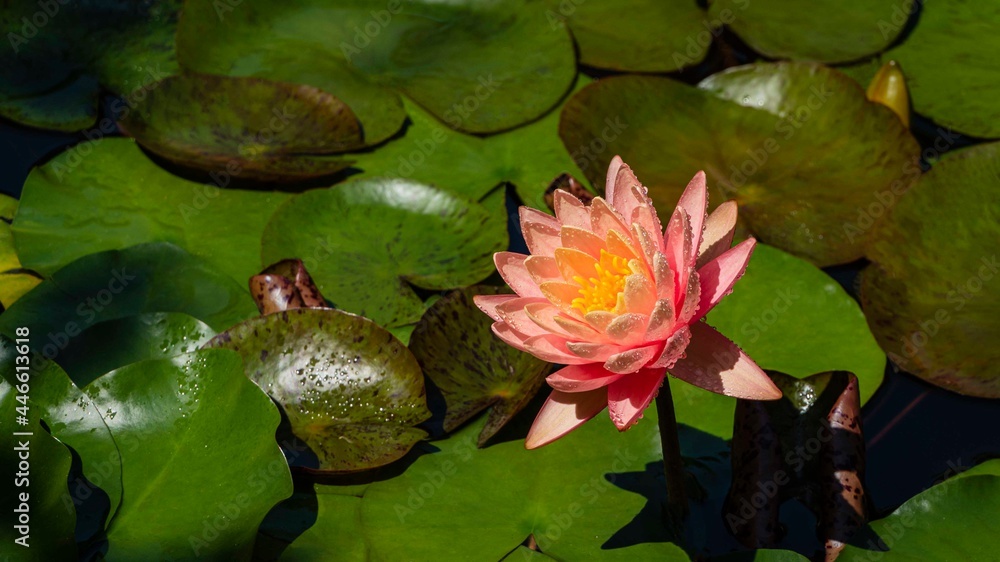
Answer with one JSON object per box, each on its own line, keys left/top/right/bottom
{"left": 475, "top": 157, "right": 782, "bottom": 449}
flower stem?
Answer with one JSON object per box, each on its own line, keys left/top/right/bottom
{"left": 655, "top": 376, "right": 688, "bottom": 524}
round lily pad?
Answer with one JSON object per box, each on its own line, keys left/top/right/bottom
{"left": 176, "top": 0, "right": 577, "bottom": 141}
{"left": 13, "top": 137, "right": 290, "bottom": 285}
{"left": 410, "top": 286, "right": 552, "bottom": 446}
{"left": 120, "top": 74, "right": 362, "bottom": 181}
{"left": 559, "top": 62, "right": 919, "bottom": 266}
{"left": 671, "top": 244, "right": 885, "bottom": 439}
{"left": 261, "top": 178, "right": 507, "bottom": 327}
{"left": 840, "top": 462, "right": 1000, "bottom": 560}
{"left": 861, "top": 142, "right": 1000, "bottom": 397}
{"left": 544, "top": 0, "right": 711, "bottom": 72}
{"left": 0, "top": 0, "right": 180, "bottom": 131}
{"left": 206, "top": 308, "right": 431, "bottom": 473}
{"left": 83, "top": 349, "right": 292, "bottom": 560}
{"left": 884, "top": 0, "right": 1000, "bottom": 138}
{"left": 0, "top": 243, "right": 256, "bottom": 351}
{"left": 709, "top": 0, "right": 912, "bottom": 63}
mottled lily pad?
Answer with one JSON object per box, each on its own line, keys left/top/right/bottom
{"left": 0, "top": 336, "right": 124, "bottom": 533}
{"left": 861, "top": 142, "right": 1000, "bottom": 397}
{"left": 544, "top": 0, "right": 711, "bottom": 72}
{"left": 56, "top": 312, "right": 216, "bottom": 388}
{"left": 83, "top": 349, "right": 292, "bottom": 560}
{"left": 261, "top": 178, "right": 506, "bottom": 327}
{"left": 251, "top": 259, "right": 329, "bottom": 315}
{"left": 840, "top": 461, "right": 1000, "bottom": 560}
{"left": 675, "top": 244, "right": 884, "bottom": 439}
{"left": 0, "top": 379, "right": 75, "bottom": 559}
{"left": 348, "top": 88, "right": 590, "bottom": 210}
{"left": 206, "top": 308, "right": 430, "bottom": 473}
{"left": 119, "top": 74, "right": 362, "bottom": 181}
{"left": 410, "top": 286, "right": 552, "bottom": 446}
{"left": 883, "top": 0, "right": 1000, "bottom": 138}
{"left": 0, "top": 194, "right": 41, "bottom": 308}
{"left": 725, "top": 371, "right": 866, "bottom": 559}
{"left": 0, "top": 0, "right": 180, "bottom": 131}
{"left": 13, "top": 138, "right": 290, "bottom": 285}
{"left": 176, "top": 0, "right": 577, "bottom": 142}
{"left": 559, "top": 61, "right": 919, "bottom": 266}
{"left": 0, "top": 243, "right": 256, "bottom": 351}
{"left": 709, "top": 0, "right": 912, "bottom": 63}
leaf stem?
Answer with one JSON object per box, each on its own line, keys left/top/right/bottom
{"left": 655, "top": 376, "right": 688, "bottom": 523}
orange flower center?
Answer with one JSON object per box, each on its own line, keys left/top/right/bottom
{"left": 571, "top": 249, "right": 634, "bottom": 315}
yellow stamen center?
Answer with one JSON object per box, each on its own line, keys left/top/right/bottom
{"left": 571, "top": 249, "right": 635, "bottom": 315}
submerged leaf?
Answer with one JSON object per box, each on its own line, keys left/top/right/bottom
{"left": 251, "top": 259, "right": 329, "bottom": 315}
{"left": 206, "top": 308, "right": 430, "bottom": 473}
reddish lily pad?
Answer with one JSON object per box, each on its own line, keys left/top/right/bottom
{"left": 861, "top": 142, "right": 1000, "bottom": 397}
{"left": 409, "top": 286, "right": 552, "bottom": 446}
{"left": 206, "top": 308, "right": 431, "bottom": 473}
{"left": 260, "top": 178, "right": 507, "bottom": 328}
{"left": 709, "top": 0, "right": 912, "bottom": 63}
{"left": 176, "top": 0, "right": 577, "bottom": 142}
{"left": 251, "top": 259, "right": 329, "bottom": 315}
{"left": 119, "top": 74, "right": 361, "bottom": 181}
{"left": 725, "top": 371, "right": 866, "bottom": 560}
{"left": 559, "top": 62, "right": 919, "bottom": 266}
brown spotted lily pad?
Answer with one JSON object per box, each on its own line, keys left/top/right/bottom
{"left": 206, "top": 308, "right": 430, "bottom": 473}
{"left": 861, "top": 142, "right": 1000, "bottom": 397}
{"left": 409, "top": 286, "right": 552, "bottom": 447}
{"left": 559, "top": 61, "right": 919, "bottom": 266}
{"left": 119, "top": 74, "right": 361, "bottom": 181}
{"left": 724, "top": 370, "right": 866, "bottom": 560}
{"left": 250, "top": 259, "right": 329, "bottom": 315}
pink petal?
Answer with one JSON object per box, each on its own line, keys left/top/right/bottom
{"left": 473, "top": 294, "right": 519, "bottom": 322}
{"left": 524, "top": 255, "right": 562, "bottom": 285}
{"left": 553, "top": 190, "right": 591, "bottom": 230}
{"left": 525, "top": 388, "right": 608, "bottom": 449}
{"left": 584, "top": 310, "right": 616, "bottom": 332}
{"left": 524, "top": 302, "right": 573, "bottom": 336}
{"left": 554, "top": 247, "right": 599, "bottom": 284}
{"left": 494, "top": 323, "right": 591, "bottom": 365}
{"left": 668, "top": 322, "right": 781, "bottom": 400}
{"left": 605, "top": 312, "right": 649, "bottom": 345}
{"left": 604, "top": 343, "right": 661, "bottom": 374}
{"left": 607, "top": 368, "right": 665, "bottom": 431}
{"left": 630, "top": 199, "right": 664, "bottom": 255}
{"left": 652, "top": 252, "right": 675, "bottom": 303}
{"left": 520, "top": 207, "right": 562, "bottom": 256}
{"left": 664, "top": 207, "right": 693, "bottom": 302}
{"left": 566, "top": 341, "right": 621, "bottom": 362}
{"left": 546, "top": 363, "right": 624, "bottom": 393}
{"left": 605, "top": 229, "right": 640, "bottom": 263}
{"left": 692, "top": 238, "right": 756, "bottom": 323}
{"left": 644, "top": 299, "right": 676, "bottom": 341}
{"left": 678, "top": 270, "right": 701, "bottom": 325}
{"left": 590, "top": 197, "right": 631, "bottom": 241}
{"left": 678, "top": 171, "right": 708, "bottom": 267}
{"left": 604, "top": 155, "right": 624, "bottom": 199}
{"left": 495, "top": 298, "right": 552, "bottom": 338}
{"left": 495, "top": 252, "right": 543, "bottom": 298}
{"left": 623, "top": 272, "right": 656, "bottom": 315}
{"left": 553, "top": 315, "right": 604, "bottom": 340}
{"left": 649, "top": 326, "right": 692, "bottom": 369}
{"left": 539, "top": 281, "right": 584, "bottom": 313}
{"left": 561, "top": 225, "right": 605, "bottom": 259}
{"left": 611, "top": 164, "right": 645, "bottom": 224}
{"left": 631, "top": 222, "right": 660, "bottom": 266}
{"left": 697, "top": 200, "right": 738, "bottom": 269}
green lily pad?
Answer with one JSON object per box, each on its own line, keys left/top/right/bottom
{"left": 261, "top": 178, "right": 507, "bottom": 327}
{"left": 120, "top": 74, "right": 362, "bottom": 181}
{"left": 206, "top": 308, "right": 430, "bottom": 473}
{"left": 410, "top": 286, "right": 552, "bottom": 446}
{"left": 13, "top": 138, "right": 290, "bottom": 285}
{"left": 0, "top": 336, "right": 124, "bottom": 531}
{"left": 83, "top": 349, "right": 292, "bottom": 560}
{"left": 176, "top": 0, "right": 576, "bottom": 142}
{"left": 56, "top": 312, "right": 216, "bottom": 388}
{"left": 709, "top": 0, "right": 912, "bottom": 63}
{"left": 840, "top": 462, "right": 1000, "bottom": 560}
{"left": 277, "top": 486, "right": 367, "bottom": 561}
{"left": 349, "top": 93, "right": 591, "bottom": 211}
{"left": 360, "top": 412, "right": 691, "bottom": 561}
{"left": 726, "top": 371, "right": 866, "bottom": 558}
{"left": 883, "top": 1, "right": 1000, "bottom": 138}
{"left": 0, "top": 0, "right": 179, "bottom": 131}
{"left": 559, "top": 61, "right": 920, "bottom": 266}
{"left": 0, "top": 194, "right": 41, "bottom": 308}
{"left": 670, "top": 244, "right": 885, "bottom": 440}
{"left": 861, "top": 142, "right": 1000, "bottom": 397}
{"left": 543, "top": 0, "right": 710, "bottom": 72}
{"left": 0, "top": 243, "right": 256, "bottom": 352}
{"left": 0, "top": 379, "right": 75, "bottom": 559}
